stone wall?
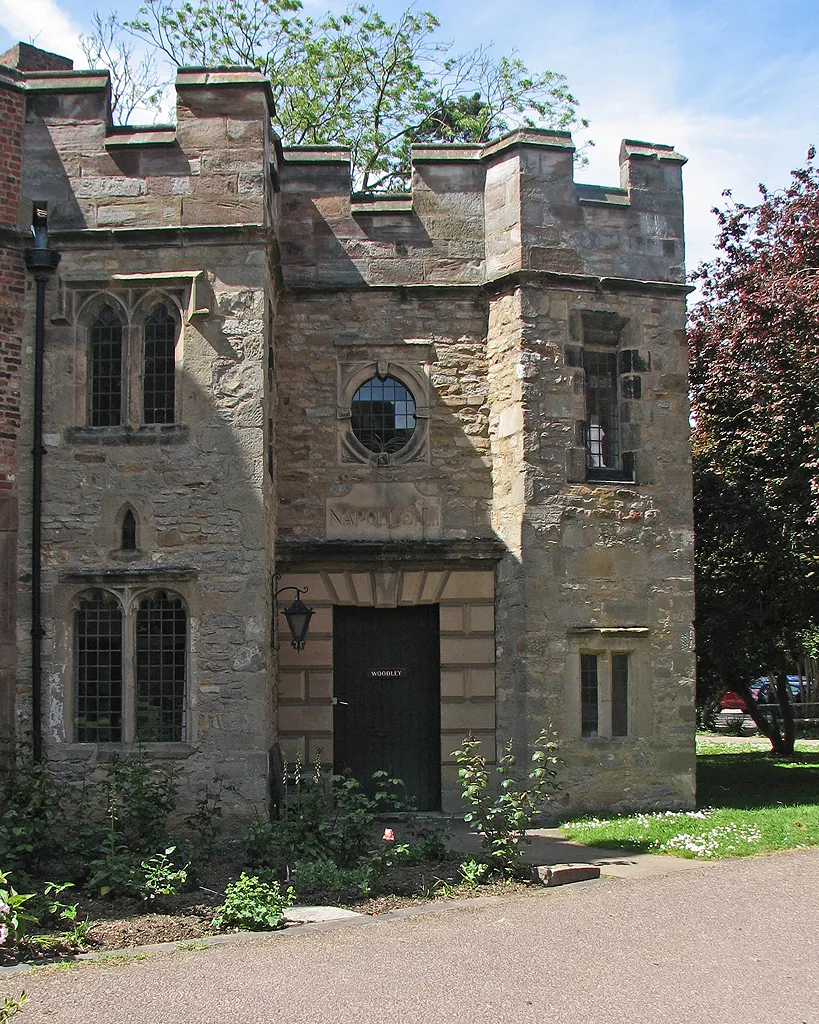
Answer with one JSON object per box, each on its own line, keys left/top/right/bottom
{"left": 15, "top": 65, "right": 278, "bottom": 815}
{"left": 0, "top": 66, "right": 25, "bottom": 738}
{"left": 488, "top": 281, "right": 695, "bottom": 812}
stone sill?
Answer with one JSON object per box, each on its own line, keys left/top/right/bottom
{"left": 567, "top": 626, "right": 650, "bottom": 636}
{"left": 49, "top": 742, "right": 195, "bottom": 761}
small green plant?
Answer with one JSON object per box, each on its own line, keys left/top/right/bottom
{"left": 41, "top": 881, "right": 90, "bottom": 949}
{"left": 180, "top": 782, "right": 224, "bottom": 871}
{"left": 453, "top": 727, "right": 561, "bottom": 875}
{"left": 722, "top": 716, "right": 750, "bottom": 737}
{"left": 212, "top": 874, "right": 295, "bottom": 932}
{"left": 0, "top": 993, "right": 27, "bottom": 1023}
{"left": 458, "top": 858, "right": 488, "bottom": 886}
{"left": 245, "top": 760, "right": 415, "bottom": 873}
{"left": 139, "top": 847, "right": 189, "bottom": 903}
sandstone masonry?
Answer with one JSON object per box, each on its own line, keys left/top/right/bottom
{"left": 2, "top": 46, "right": 696, "bottom": 818}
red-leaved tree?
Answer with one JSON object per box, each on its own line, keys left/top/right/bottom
{"left": 689, "top": 149, "right": 819, "bottom": 754}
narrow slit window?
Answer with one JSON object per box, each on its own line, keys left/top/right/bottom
{"left": 74, "top": 593, "right": 123, "bottom": 742}
{"left": 581, "top": 653, "right": 599, "bottom": 737}
{"left": 143, "top": 305, "right": 177, "bottom": 424}
{"left": 121, "top": 510, "right": 137, "bottom": 551}
{"left": 89, "top": 308, "right": 123, "bottom": 427}
{"left": 611, "top": 653, "right": 629, "bottom": 737}
{"left": 136, "top": 592, "right": 187, "bottom": 742}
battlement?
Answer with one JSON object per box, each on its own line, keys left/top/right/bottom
{"left": 19, "top": 65, "right": 276, "bottom": 235}
{"left": 279, "top": 130, "right": 686, "bottom": 288}
{"left": 12, "top": 53, "right": 685, "bottom": 284}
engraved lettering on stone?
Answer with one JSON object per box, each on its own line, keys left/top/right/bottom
{"left": 326, "top": 483, "right": 442, "bottom": 540}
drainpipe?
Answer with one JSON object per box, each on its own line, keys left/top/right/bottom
{"left": 23, "top": 204, "right": 60, "bottom": 762}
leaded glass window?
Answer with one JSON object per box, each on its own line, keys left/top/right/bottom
{"left": 89, "top": 308, "right": 123, "bottom": 426}
{"left": 136, "top": 593, "right": 187, "bottom": 742}
{"left": 611, "top": 653, "right": 629, "bottom": 737}
{"left": 581, "top": 653, "right": 599, "bottom": 737}
{"left": 584, "top": 349, "right": 619, "bottom": 472}
{"left": 143, "top": 305, "right": 176, "bottom": 424}
{"left": 351, "top": 376, "right": 416, "bottom": 455}
{"left": 74, "top": 593, "right": 123, "bottom": 742}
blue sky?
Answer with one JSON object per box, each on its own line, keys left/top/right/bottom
{"left": 1, "top": 0, "right": 817, "bottom": 272}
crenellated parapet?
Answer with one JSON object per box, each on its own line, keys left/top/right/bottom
{"left": 279, "top": 129, "right": 686, "bottom": 290}
{"left": 14, "top": 62, "right": 685, "bottom": 288}
{"left": 20, "top": 67, "right": 277, "bottom": 235}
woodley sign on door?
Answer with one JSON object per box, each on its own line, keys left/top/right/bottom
{"left": 369, "top": 669, "right": 403, "bottom": 678}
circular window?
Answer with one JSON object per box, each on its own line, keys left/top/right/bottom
{"left": 351, "top": 376, "right": 417, "bottom": 455}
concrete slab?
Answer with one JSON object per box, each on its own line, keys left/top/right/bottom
{"left": 448, "top": 821, "right": 712, "bottom": 879}
{"left": 285, "top": 906, "right": 363, "bottom": 924}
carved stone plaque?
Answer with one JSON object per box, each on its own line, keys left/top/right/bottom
{"left": 326, "top": 483, "right": 442, "bottom": 540}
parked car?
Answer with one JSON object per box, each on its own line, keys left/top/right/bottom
{"left": 716, "top": 689, "right": 756, "bottom": 733}
{"left": 715, "top": 676, "right": 811, "bottom": 734}
{"left": 750, "top": 676, "right": 806, "bottom": 704}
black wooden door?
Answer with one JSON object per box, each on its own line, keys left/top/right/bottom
{"left": 333, "top": 605, "right": 441, "bottom": 810}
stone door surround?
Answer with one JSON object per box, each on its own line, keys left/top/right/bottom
{"left": 276, "top": 567, "right": 496, "bottom": 813}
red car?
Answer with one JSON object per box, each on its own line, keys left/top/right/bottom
{"left": 719, "top": 690, "right": 748, "bottom": 712}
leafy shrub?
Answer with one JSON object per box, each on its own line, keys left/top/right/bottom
{"left": 245, "top": 762, "right": 409, "bottom": 872}
{"left": 1, "top": 739, "right": 223, "bottom": 907}
{"left": 0, "top": 870, "right": 37, "bottom": 946}
{"left": 291, "top": 859, "right": 372, "bottom": 902}
{"left": 180, "top": 782, "right": 224, "bottom": 872}
{"left": 0, "top": 742, "right": 62, "bottom": 883}
{"left": 452, "top": 728, "right": 561, "bottom": 875}
{"left": 212, "top": 873, "right": 295, "bottom": 931}
{"left": 139, "top": 847, "right": 189, "bottom": 903}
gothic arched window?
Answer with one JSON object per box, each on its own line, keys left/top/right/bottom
{"left": 143, "top": 305, "right": 177, "bottom": 424}
{"left": 89, "top": 307, "right": 123, "bottom": 426}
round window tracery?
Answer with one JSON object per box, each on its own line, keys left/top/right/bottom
{"left": 351, "top": 376, "right": 417, "bottom": 456}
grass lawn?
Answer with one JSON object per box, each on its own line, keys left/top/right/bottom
{"left": 559, "top": 734, "right": 819, "bottom": 859}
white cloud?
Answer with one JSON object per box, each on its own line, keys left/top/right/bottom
{"left": 0, "top": 0, "right": 84, "bottom": 64}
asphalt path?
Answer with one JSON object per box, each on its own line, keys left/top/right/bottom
{"left": 7, "top": 849, "right": 819, "bottom": 1024}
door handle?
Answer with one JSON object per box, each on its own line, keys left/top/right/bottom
{"left": 332, "top": 698, "right": 349, "bottom": 706}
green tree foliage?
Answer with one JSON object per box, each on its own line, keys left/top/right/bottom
{"left": 84, "top": 0, "right": 589, "bottom": 189}
{"left": 689, "top": 150, "right": 819, "bottom": 754}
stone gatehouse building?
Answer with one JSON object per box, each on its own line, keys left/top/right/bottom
{"left": 0, "top": 43, "right": 696, "bottom": 817}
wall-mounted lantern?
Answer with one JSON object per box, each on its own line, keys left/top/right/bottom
{"left": 272, "top": 573, "right": 314, "bottom": 651}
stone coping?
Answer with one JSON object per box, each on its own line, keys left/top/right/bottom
{"left": 24, "top": 70, "right": 109, "bottom": 91}
{"left": 350, "top": 195, "right": 414, "bottom": 215}
{"left": 567, "top": 626, "right": 650, "bottom": 636}
{"left": 620, "top": 138, "right": 687, "bottom": 164}
{"left": 105, "top": 129, "right": 177, "bottom": 148}
{"left": 282, "top": 147, "right": 351, "bottom": 163}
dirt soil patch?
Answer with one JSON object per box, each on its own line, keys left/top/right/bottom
{"left": 4, "top": 858, "right": 543, "bottom": 964}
